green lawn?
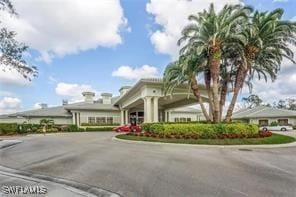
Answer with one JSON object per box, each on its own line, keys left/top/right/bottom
{"left": 116, "top": 133, "right": 295, "bottom": 145}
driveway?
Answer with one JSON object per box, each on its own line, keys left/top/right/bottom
{"left": 0, "top": 132, "right": 296, "bottom": 197}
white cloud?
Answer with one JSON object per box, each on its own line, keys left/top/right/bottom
{"left": 0, "top": 0, "right": 128, "bottom": 63}
{"left": 55, "top": 82, "right": 98, "bottom": 102}
{"left": 48, "top": 75, "right": 58, "bottom": 84}
{"left": 0, "top": 97, "right": 22, "bottom": 114}
{"left": 146, "top": 0, "right": 241, "bottom": 59}
{"left": 112, "top": 65, "right": 159, "bottom": 80}
{"left": 0, "top": 64, "right": 31, "bottom": 86}
{"left": 273, "top": 0, "right": 288, "bottom": 2}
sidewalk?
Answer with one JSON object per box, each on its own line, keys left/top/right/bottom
{"left": 0, "top": 166, "right": 120, "bottom": 197}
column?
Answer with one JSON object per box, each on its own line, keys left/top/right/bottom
{"left": 143, "top": 98, "right": 147, "bottom": 122}
{"left": 125, "top": 109, "right": 129, "bottom": 124}
{"left": 153, "top": 97, "right": 159, "bottom": 122}
{"left": 145, "top": 97, "right": 152, "bottom": 122}
{"left": 120, "top": 110, "right": 124, "bottom": 125}
{"left": 72, "top": 112, "right": 76, "bottom": 125}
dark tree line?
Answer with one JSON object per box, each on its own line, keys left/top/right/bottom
{"left": 242, "top": 94, "right": 296, "bottom": 110}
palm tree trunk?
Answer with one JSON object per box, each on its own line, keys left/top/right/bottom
{"left": 210, "top": 56, "right": 221, "bottom": 123}
{"left": 191, "top": 76, "right": 211, "bottom": 121}
{"left": 219, "top": 81, "right": 228, "bottom": 120}
{"left": 204, "top": 70, "right": 214, "bottom": 121}
{"left": 225, "top": 65, "right": 248, "bottom": 122}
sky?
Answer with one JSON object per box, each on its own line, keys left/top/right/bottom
{"left": 0, "top": 0, "right": 295, "bottom": 114}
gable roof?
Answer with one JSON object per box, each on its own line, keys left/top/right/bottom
{"left": 7, "top": 106, "right": 72, "bottom": 118}
{"left": 232, "top": 106, "right": 296, "bottom": 119}
{"left": 1, "top": 96, "right": 121, "bottom": 118}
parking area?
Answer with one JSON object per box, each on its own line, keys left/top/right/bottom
{"left": 1, "top": 132, "right": 296, "bottom": 197}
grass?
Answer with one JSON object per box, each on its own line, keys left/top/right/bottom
{"left": 116, "top": 133, "right": 295, "bottom": 145}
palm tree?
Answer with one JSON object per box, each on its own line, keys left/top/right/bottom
{"left": 163, "top": 54, "right": 211, "bottom": 121}
{"left": 224, "top": 9, "right": 296, "bottom": 122}
{"left": 40, "top": 119, "right": 54, "bottom": 134}
{"left": 179, "top": 3, "right": 252, "bottom": 122}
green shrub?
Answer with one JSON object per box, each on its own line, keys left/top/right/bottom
{"left": 81, "top": 123, "right": 119, "bottom": 126}
{"left": 270, "top": 121, "right": 278, "bottom": 126}
{"left": 142, "top": 123, "right": 258, "bottom": 139}
{"left": 0, "top": 123, "right": 19, "bottom": 135}
{"left": 85, "top": 127, "right": 113, "bottom": 131}
{"left": 68, "top": 125, "right": 79, "bottom": 132}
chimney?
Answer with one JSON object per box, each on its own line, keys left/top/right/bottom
{"left": 119, "top": 86, "right": 131, "bottom": 96}
{"left": 39, "top": 103, "right": 48, "bottom": 109}
{"left": 101, "top": 93, "right": 112, "bottom": 104}
{"left": 82, "top": 91, "right": 95, "bottom": 103}
{"left": 62, "top": 99, "right": 68, "bottom": 105}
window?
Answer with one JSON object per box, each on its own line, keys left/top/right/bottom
{"left": 278, "top": 119, "right": 288, "bottom": 126}
{"left": 258, "top": 119, "right": 268, "bottom": 126}
{"left": 88, "top": 117, "right": 95, "bottom": 123}
{"left": 186, "top": 118, "right": 191, "bottom": 122}
{"left": 96, "top": 117, "right": 106, "bottom": 124}
{"left": 180, "top": 117, "right": 186, "bottom": 122}
{"left": 106, "top": 117, "right": 113, "bottom": 124}
{"left": 174, "top": 118, "right": 179, "bottom": 122}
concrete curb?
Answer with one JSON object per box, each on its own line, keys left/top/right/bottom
{"left": 0, "top": 165, "right": 121, "bottom": 197}
{"left": 112, "top": 136, "right": 296, "bottom": 149}
{"left": 0, "top": 140, "right": 22, "bottom": 149}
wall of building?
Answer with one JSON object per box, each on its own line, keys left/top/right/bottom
{"left": 169, "top": 112, "right": 201, "bottom": 122}
{"left": 249, "top": 117, "right": 296, "bottom": 125}
{"left": 78, "top": 110, "right": 121, "bottom": 124}
{"left": 0, "top": 117, "right": 72, "bottom": 125}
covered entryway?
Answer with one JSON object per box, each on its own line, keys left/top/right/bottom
{"left": 115, "top": 78, "right": 209, "bottom": 125}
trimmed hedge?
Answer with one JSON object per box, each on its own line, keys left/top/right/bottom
{"left": 85, "top": 127, "right": 113, "bottom": 131}
{"left": 81, "top": 123, "right": 119, "bottom": 126}
{"left": 141, "top": 123, "right": 259, "bottom": 139}
{"left": 0, "top": 123, "right": 19, "bottom": 135}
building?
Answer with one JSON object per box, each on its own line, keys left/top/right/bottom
{"left": 232, "top": 106, "right": 296, "bottom": 126}
{"left": 0, "top": 78, "right": 207, "bottom": 126}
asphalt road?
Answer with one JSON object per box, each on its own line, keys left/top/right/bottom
{"left": 0, "top": 132, "right": 296, "bottom": 197}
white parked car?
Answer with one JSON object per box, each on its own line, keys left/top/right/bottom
{"left": 260, "top": 125, "right": 293, "bottom": 131}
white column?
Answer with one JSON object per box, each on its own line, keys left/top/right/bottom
{"left": 120, "top": 110, "right": 124, "bottom": 125}
{"left": 143, "top": 98, "right": 147, "bottom": 122}
{"left": 153, "top": 97, "right": 159, "bottom": 122}
{"left": 125, "top": 109, "right": 129, "bottom": 124}
{"left": 72, "top": 112, "right": 76, "bottom": 125}
{"left": 145, "top": 97, "right": 152, "bottom": 122}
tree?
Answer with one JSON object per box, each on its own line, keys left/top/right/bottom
{"left": 40, "top": 119, "right": 54, "bottom": 134}
{"left": 242, "top": 94, "right": 263, "bottom": 108}
{"left": 177, "top": 3, "right": 252, "bottom": 122}
{"left": 164, "top": 4, "right": 296, "bottom": 123}
{"left": 287, "top": 98, "right": 296, "bottom": 110}
{"left": 277, "top": 99, "right": 286, "bottom": 109}
{"left": 164, "top": 54, "right": 211, "bottom": 121}
{"left": 225, "top": 9, "right": 296, "bottom": 121}
{"left": 0, "top": 0, "right": 37, "bottom": 80}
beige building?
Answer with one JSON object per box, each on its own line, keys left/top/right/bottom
{"left": 0, "top": 78, "right": 206, "bottom": 126}
{"left": 232, "top": 106, "right": 296, "bottom": 126}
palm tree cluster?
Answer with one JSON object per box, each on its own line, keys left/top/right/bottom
{"left": 163, "top": 3, "right": 296, "bottom": 123}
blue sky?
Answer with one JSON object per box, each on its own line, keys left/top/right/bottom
{"left": 0, "top": 0, "right": 295, "bottom": 114}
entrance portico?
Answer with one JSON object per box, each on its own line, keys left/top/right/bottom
{"left": 115, "top": 78, "right": 208, "bottom": 125}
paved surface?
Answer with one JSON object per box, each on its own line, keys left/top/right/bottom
{"left": 0, "top": 132, "right": 296, "bottom": 197}
{"left": 0, "top": 140, "right": 22, "bottom": 149}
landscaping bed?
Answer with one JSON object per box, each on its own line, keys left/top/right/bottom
{"left": 115, "top": 123, "right": 295, "bottom": 145}
{"left": 116, "top": 133, "right": 295, "bottom": 145}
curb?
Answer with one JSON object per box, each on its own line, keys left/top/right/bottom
{"left": 112, "top": 136, "right": 296, "bottom": 149}
{"left": 0, "top": 165, "right": 121, "bottom": 197}
{"left": 0, "top": 140, "right": 22, "bottom": 149}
